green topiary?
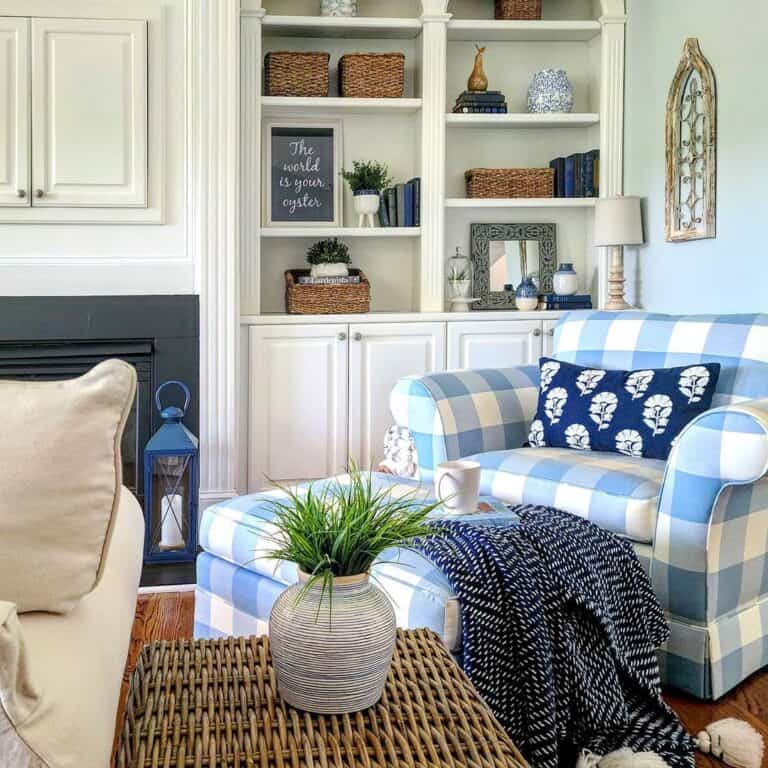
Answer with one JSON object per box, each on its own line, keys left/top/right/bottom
{"left": 340, "top": 160, "right": 393, "bottom": 194}
{"left": 306, "top": 237, "right": 351, "bottom": 265}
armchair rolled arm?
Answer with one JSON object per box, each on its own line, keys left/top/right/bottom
{"left": 652, "top": 399, "right": 768, "bottom": 623}
{"left": 389, "top": 366, "right": 540, "bottom": 479}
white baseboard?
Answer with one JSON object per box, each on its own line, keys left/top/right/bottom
{"left": 139, "top": 583, "right": 196, "bottom": 595}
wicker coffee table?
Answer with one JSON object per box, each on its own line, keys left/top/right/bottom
{"left": 118, "top": 628, "right": 528, "bottom": 768}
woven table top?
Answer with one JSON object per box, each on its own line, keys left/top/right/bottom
{"left": 118, "top": 627, "right": 528, "bottom": 768}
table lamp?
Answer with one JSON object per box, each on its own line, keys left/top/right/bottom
{"left": 594, "top": 196, "right": 644, "bottom": 310}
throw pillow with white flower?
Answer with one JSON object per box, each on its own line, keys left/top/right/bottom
{"left": 529, "top": 356, "right": 720, "bottom": 459}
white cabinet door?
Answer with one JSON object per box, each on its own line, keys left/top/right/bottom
{"left": 31, "top": 18, "right": 147, "bottom": 207}
{"left": 0, "top": 18, "right": 30, "bottom": 207}
{"left": 447, "top": 320, "right": 543, "bottom": 369}
{"left": 249, "top": 325, "right": 348, "bottom": 488}
{"left": 349, "top": 322, "right": 446, "bottom": 470}
{"left": 543, "top": 319, "right": 559, "bottom": 357}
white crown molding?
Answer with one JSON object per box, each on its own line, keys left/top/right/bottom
{"left": 188, "top": 0, "right": 241, "bottom": 507}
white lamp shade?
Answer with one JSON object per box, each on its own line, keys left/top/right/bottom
{"left": 594, "top": 196, "right": 644, "bottom": 247}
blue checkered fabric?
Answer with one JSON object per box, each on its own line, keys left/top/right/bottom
{"left": 390, "top": 312, "right": 768, "bottom": 699}
{"left": 389, "top": 366, "right": 540, "bottom": 480}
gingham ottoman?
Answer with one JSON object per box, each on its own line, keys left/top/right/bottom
{"left": 194, "top": 473, "right": 516, "bottom": 650}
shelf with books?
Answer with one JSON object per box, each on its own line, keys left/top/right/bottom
{"left": 444, "top": 198, "right": 597, "bottom": 209}
{"left": 260, "top": 15, "right": 423, "bottom": 40}
{"left": 446, "top": 20, "right": 602, "bottom": 43}
{"left": 446, "top": 113, "right": 600, "bottom": 129}
{"left": 261, "top": 227, "right": 421, "bottom": 239}
{"left": 261, "top": 97, "right": 423, "bottom": 117}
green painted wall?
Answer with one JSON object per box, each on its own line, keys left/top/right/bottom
{"left": 625, "top": 0, "right": 768, "bottom": 312}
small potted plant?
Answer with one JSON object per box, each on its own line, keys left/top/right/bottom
{"left": 340, "top": 160, "right": 392, "bottom": 227}
{"left": 448, "top": 265, "right": 472, "bottom": 299}
{"left": 265, "top": 468, "right": 442, "bottom": 714}
{"left": 306, "top": 237, "right": 351, "bottom": 278}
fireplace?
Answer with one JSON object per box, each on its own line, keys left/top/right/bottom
{"left": 0, "top": 296, "right": 199, "bottom": 585}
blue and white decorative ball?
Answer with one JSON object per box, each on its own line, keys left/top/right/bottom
{"left": 527, "top": 69, "right": 574, "bottom": 114}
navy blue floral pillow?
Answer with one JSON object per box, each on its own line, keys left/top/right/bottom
{"left": 528, "top": 358, "right": 721, "bottom": 460}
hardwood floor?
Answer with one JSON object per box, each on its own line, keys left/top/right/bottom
{"left": 117, "top": 592, "right": 768, "bottom": 767}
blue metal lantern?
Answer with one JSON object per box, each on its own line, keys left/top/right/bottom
{"left": 143, "top": 381, "right": 199, "bottom": 564}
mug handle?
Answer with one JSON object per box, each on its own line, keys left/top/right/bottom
{"left": 437, "top": 472, "right": 454, "bottom": 504}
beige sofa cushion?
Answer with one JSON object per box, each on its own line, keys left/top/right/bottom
{"left": 0, "top": 360, "right": 136, "bottom": 613}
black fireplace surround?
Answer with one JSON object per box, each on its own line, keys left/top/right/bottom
{"left": 0, "top": 296, "right": 199, "bottom": 512}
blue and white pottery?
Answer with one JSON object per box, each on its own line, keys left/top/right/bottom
{"left": 320, "top": 0, "right": 357, "bottom": 16}
{"left": 527, "top": 69, "right": 574, "bottom": 114}
{"left": 515, "top": 276, "right": 539, "bottom": 311}
{"left": 553, "top": 263, "right": 579, "bottom": 296}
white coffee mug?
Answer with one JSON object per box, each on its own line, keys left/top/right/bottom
{"left": 435, "top": 460, "right": 481, "bottom": 515}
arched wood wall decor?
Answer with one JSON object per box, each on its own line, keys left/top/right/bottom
{"left": 665, "top": 38, "right": 717, "bottom": 242}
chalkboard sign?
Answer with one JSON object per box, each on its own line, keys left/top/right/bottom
{"left": 266, "top": 123, "right": 342, "bottom": 227}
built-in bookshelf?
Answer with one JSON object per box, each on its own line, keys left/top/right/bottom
{"left": 240, "top": 0, "right": 626, "bottom": 316}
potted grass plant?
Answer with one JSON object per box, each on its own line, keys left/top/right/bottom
{"left": 340, "top": 160, "right": 392, "bottom": 227}
{"left": 265, "top": 468, "right": 442, "bottom": 714}
{"left": 306, "top": 237, "right": 351, "bottom": 278}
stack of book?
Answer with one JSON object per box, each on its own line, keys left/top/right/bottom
{"left": 549, "top": 150, "right": 599, "bottom": 198}
{"left": 379, "top": 178, "right": 420, "bottom": 228}
{"left": 541, "top": 293, "right": 593, "bottom": 311}
{"left": 298, "top": 275, "right": 361, "bottom": 285}
{"left": 453, "top": 90, "right": 508, "bottom": 114}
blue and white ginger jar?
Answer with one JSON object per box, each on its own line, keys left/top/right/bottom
{"left": 527, "top": 69, "right": 574, "bottom": 114}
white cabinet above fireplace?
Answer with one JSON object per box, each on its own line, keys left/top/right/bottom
{"left": 0, "top": 3, "right": 164, "bottom": 224}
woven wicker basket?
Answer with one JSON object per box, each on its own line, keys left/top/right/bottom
{"left": 495, "top": 0, "right": 542, "bottom": 19}
{"left": 465, "top": 168, "right": 554, "bottom": 199}
{"left": 286, "top": 270, "right": 370, "bottom": 314}
{"left": 339, "top": 53, "right": 405, "bottom": 99}
{"left": 265, "top": 52, "right": 330, "bottom": 97}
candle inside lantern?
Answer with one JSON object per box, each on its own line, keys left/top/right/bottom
{"left": 160, "top": 493, "right": 184, "bottom": 549}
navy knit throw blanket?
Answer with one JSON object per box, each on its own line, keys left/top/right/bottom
{"left": 416, "top": 505, "right": 694, "bottom": 768}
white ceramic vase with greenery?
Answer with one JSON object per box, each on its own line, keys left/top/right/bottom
{"left": 341, "top": 161, "right": 393, "bottom": 228}
{"left": 266, "top": 470, "right": 441, "bottom": 714}
{"left": 306, "top": 237, "right": 351, "bottom": 278}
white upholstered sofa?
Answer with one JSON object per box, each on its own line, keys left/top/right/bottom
{"left": 0, "top": 361, "right": 144, "bottom": 768}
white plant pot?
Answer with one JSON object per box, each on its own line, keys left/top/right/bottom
{"left": 270, "top": 571, "right": 396, "bottom": 714}
{"left": 354, "top": 193, "right": 380, "bottom": 228}
{"left": 311, "top": 262, "right": 349, "bottom": 278}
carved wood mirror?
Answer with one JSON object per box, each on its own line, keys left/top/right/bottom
{"left": 470, "top": 223, "right": 557, "bottom": 310}
{"left": 665, "top": 38, "right": 717, "bottom": 242}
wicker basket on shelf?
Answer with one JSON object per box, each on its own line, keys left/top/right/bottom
{"left": 265, "top": 52, "right": 330, "bottom": 97}
{"left": 465, "top": 168, "right": 554, "bottom": 199}
{"left": 339, "top": 53, "right": 406, "bottom": 98}
{"left": 495, "top": 0, "right": 542, "bottom": 19}
{"left": 285, "top": 270, "right": 371, "bottom": 314}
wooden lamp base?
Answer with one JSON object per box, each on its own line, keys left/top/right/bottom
{"left": 605, "top": 245, "right": 631, "bottom": 311}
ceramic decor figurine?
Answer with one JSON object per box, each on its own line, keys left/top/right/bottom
{"left": 468, "top": 45, "right": 488, "bottom": 92}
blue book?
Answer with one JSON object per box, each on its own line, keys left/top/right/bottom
{"left": 378, "top": 193, "right": 390, "bottom": 227}
{"left": 549, "top": 157, "right": 566, "bottom": 198}
{"left": 544, "top": 293, "right": 592, "bottom": 304}
{"left": 404, "top": 182, "right": 415, "bottom": 227}
{"left": 408, "top": 177, "right": 421, "bottom": 227}
{"left": 581, "top": 150, "right": 598, "bottom": 198}
{"left": 564, "top": 156, "right": 577, "bottom": 197}
{"left": 546, "top": 301, "right": 593, "bottom": 310}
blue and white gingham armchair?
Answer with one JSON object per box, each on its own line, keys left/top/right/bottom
{"left": 389, "top": 311, "right": 768, "bottom": 700}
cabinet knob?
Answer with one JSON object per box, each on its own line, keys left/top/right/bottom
{"left": 548, "top": 328, "right": 555, "bottom": 337}
{"left": 34, "top": 189, "right": 44, "bottom": 198}
{"left": 338, "top": 332, "right": 347, "bottom": 341}
{"left": 353, "top": 332, "right": 363, "bottom": 341}
{"left": 16, "top": 189, "right": 26, "bottom": 198}
{"left": 533, "top": 328, "right": 542, "bottom": 337}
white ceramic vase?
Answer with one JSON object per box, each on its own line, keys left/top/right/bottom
{"left": 353, "top": 192, "right": 380, "bottom": 228}
{"left": 553, "top": 263, "right": 579, "bottom": 296}
{"left": 270, "top": 571, "right": 396, "bottom": 714}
